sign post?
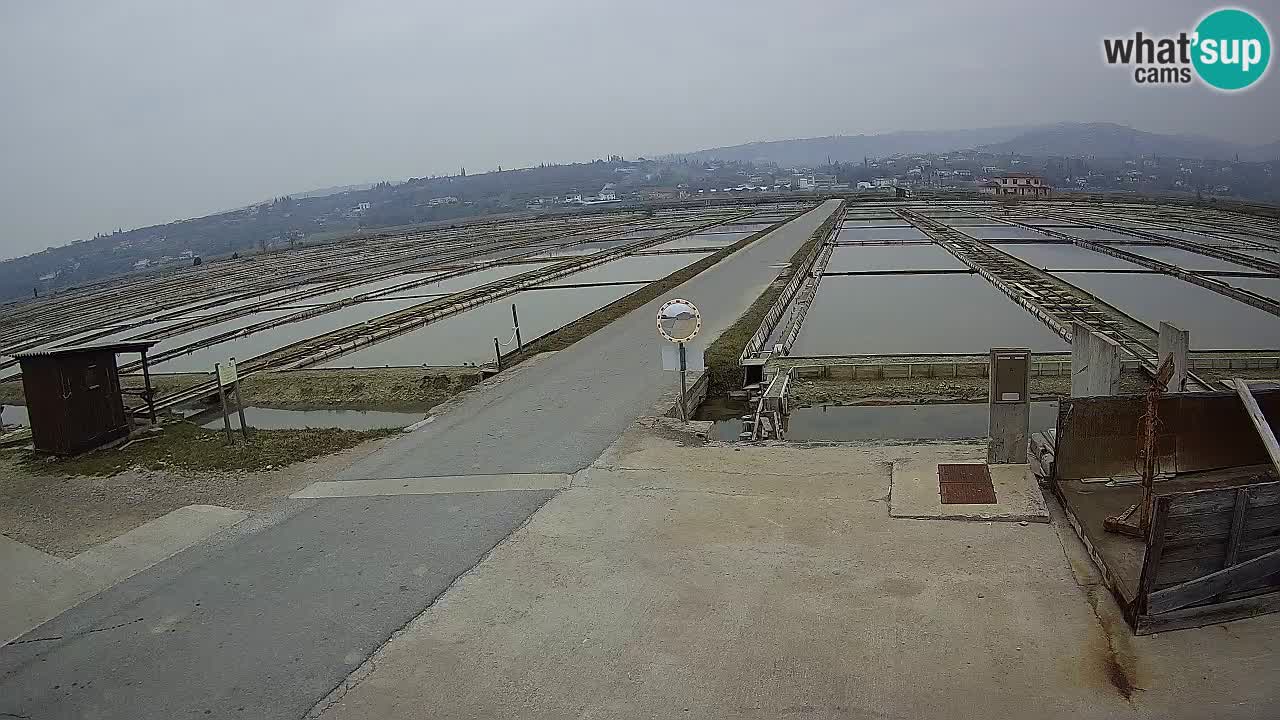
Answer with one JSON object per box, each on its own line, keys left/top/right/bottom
{"left": 215, "top": 358, "right": 249, "bottom": 444}
{"left": 228, "top": 357, "right": 249, "bottom": 441}
{"left": 657, "top": 298, "right": 702, "bottom": 421}
{"left": 214, "top": 362, "right": 233, "bottom": 445}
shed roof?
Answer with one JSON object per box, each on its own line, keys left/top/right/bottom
{"left": 14, "top": 340, "right": 160, "bottom": 360}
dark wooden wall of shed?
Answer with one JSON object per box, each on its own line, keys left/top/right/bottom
{"left": 1055, "top": 390, "right": 1280, "bottom": 480}
{"left": 20, "top": 350, "right": 127, "bottom": 455}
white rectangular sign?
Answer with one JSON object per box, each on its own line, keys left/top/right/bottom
{"left": 216, "top": 358, "right": 238, "bottom": 387}
{"left": 661, "top": 344, "right": 704, "bottom": 372}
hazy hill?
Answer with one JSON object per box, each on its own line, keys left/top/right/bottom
{"left": 976, "top": 123, "right": 1254, "bottom": 160}
{"left": 670, "top": 127, "right": 1037, "bottom": 166}
{"left": 0, "top": 161, "right": 638, "bottom": 302}
{"left": 675, "top": 123, "right": 1277, "bottom": 165}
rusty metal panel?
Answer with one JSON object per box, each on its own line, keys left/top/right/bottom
{"left": 1055, "top": 395, "right": 1170, "bottom": 479}
{"left": 1056, "top": 390, "right": 1280, "bottom": 481}
{"left": 1171, "top": 394, "right": 1270, "bottom": 472}
{"left": 940, "top": 483, "right": 998, "bottom": 504}
{"left": 938, "top": 464, "right": 997, "bottom": 504}
{"left": 938, "top": 464, "right": 992, "bottom": 484}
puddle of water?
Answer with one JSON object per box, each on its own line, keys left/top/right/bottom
{"left": 785, "top": 401, "right": 1059, "bottom": 441}
{"left": 1, "top": 404, "right": 29, "bottom": 427}
{"left": 703, "top": 401, "right": 1059, "bottom": 442}
{"left": 792, "top": 274, "right": 1069, "bottom": 355}
{"left": 1056, "top": 272, "right": 1280, "bottom": 349}
{"left": 200, "top": 406, "right": 421, "bottom": 430}
{"left": 993, "top": 243, "right": 1141, "bottom": 271}
{"left": 694, "top": 397, "right": 749, "bottom": 441}
{"left": 825, "top": 244, "right": 966, "bottom": 273}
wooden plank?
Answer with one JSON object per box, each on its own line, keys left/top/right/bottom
{"left": 1165, "top": 480, "right": 1280, "bottom": 518}
{"left": 1147, "top": 546, "right": 1280, "bottom": 614}
{"left": 1158, "top": 536, "right": 1280, "bottom": 586}
{"left": 1166, "top": 506, "right": 1280, "bottom": 541}
{"left": 1138, "top": 495, "right": 1172, "bottom": 616}
{"left": 1223, "top": 488, "right": 1250, "bottom": 568}
{"left": 1234, "top": 378, "right": 1280, "bottom": 476}
{"left": 1139, "top": 588, "right": 1280, "bottom": 635}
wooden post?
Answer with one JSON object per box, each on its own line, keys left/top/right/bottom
{"left": 231, "top": 388, "right": 249, "bottom": 442}
{"left": 215, "top": 362, "right": 233, "bottom": 445}
{"left": 677, "top": 342, "right": 688, "bottom": 422}
{"left": 1233, "top": 378, "right": 1280, "bottom": 474}
{"left": 140, "top": 348, "right": 157, "bottom": 424}
{"left": 512, "top": 303, "right": 522, "bottom": 351}
{"left": 229, "top": 357, "right": 249, "bottom": 441}
{"left": 494, "top": 338, "right": 503, "bottom": 370}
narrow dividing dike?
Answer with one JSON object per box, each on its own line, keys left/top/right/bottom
{"left": 499, "top": 206, "right": 818, "bottom": 366}
{"left": 703, "top": 201, "right": 846, "bottom": 398}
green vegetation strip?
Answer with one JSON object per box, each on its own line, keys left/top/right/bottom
{"left": 501, "top": 211, "right": 806, "bottom": 364}
{"left": 704, "top": 205, "right": 842, "bottom": 396}
{"left": 17, "top": 422, "right": 397, "bottom": 477}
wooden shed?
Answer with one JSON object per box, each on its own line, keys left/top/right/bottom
{"left": 15, "top": 341, "right": 158, "bottom": 455}
{"left": 1048, "top": 386, "right": 1280, "bottom": 633}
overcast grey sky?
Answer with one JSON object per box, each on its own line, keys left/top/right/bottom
{"left": 2, "top": 1, "right": 1277, "bottom": 258}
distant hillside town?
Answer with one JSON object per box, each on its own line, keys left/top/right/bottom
{"left": 2, "top": 123, "right": 1277, "bottom": 302}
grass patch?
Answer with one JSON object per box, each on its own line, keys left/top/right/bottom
{"left": 703, "top": 204, "right": 843, "bottom": 396}
{"left": 17, "top": 421, "right": 397, "bottom": 477}
{"left": 501, "top": 210, "right": 807, "bottom": 364}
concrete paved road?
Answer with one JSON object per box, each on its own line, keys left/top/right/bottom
{"left": 0, "top": 200, "right": 839, "bottom": 719}
{"left": 0, "top": 492, "right": 555, "bottom": 719}
{"left": 339, "top": 199, "right": 841, "bottom": 479}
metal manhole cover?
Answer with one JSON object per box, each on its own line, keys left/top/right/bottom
{"left": 938, "top": 464, "right": 997, "bottom": 505}
{"left": 938, "top": 464, "right": 992, "bottom": 485}
{"left": 939, "top": 483, "right": 998, "bottom": 504}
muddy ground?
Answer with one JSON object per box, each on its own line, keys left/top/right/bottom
{"left": 0, "top": 426, "right": 397, "bottom": 557}
{"left": 0, "top": 367, "right": 483, "bottom": 412}
{"left": 0, "top": 367, "right": 483, "bottom": 556}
